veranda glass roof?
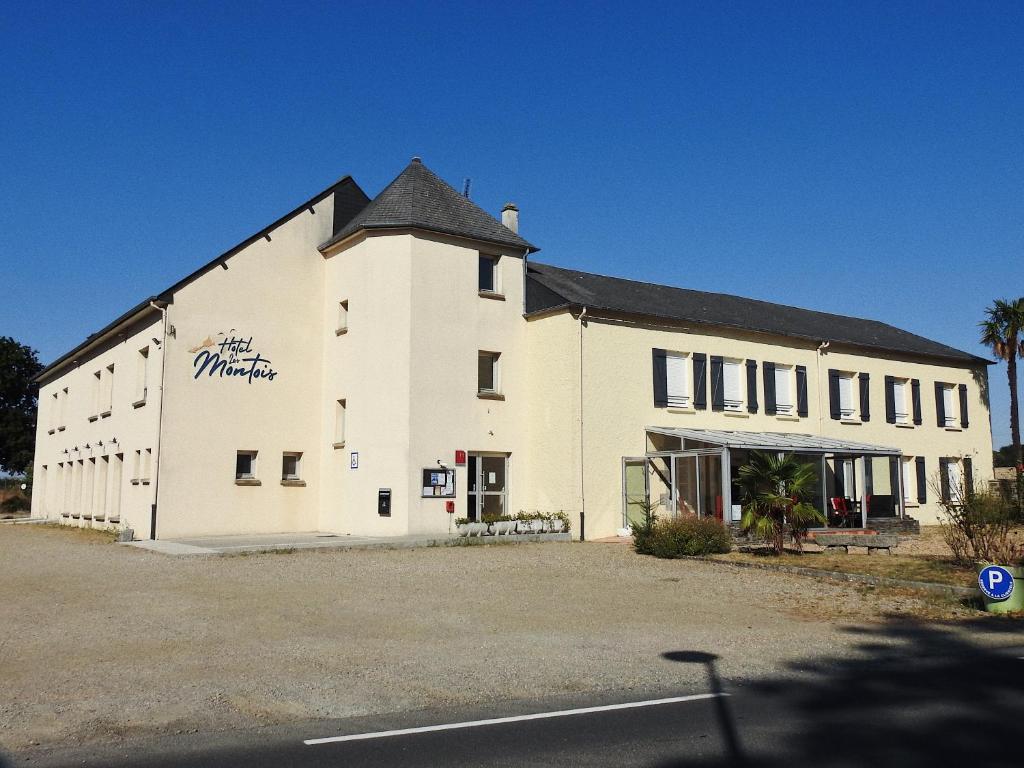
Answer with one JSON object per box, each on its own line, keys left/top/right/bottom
{"left": 646, "top": 426, "right": 901, "bottom": 456}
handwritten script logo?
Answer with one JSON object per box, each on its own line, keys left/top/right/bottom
{"left": 191, "top": 332, "right": 278, "bottom": 384}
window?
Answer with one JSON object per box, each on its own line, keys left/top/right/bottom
{"left": 336, "top": 300, "right": 349, "bottom": 334}
{"left": 59, "top": 388, "right": 68, "bottom": 430}
{"left": 893, "top": 378, "right": 909, "bottom": 424}
{"left": 135, "top": 347, "right": 149, "bottom": 405}
{"left": 131, "top": 450, "right": 142, "bottom": 484}
{"left": 665, "top": 352, "right": 689, "bottom": 407}
{"left": 941, "top": 383, "right": 956, "bottom": 427}
{"left": 91, "top": 371, "right": 102, "bottom": 419}
{"left": 901, "top": 457, "right": 914, "bottom": 504}
{"left": 774, "top": 365, "right": 793, "bottom": 415}
{"left": 838, "top": 373, "right": 856, "bottom": 419}
{"left": 102, "top": 364, "right": 114, "bottom": 415}
{"left": 235, "top": 450, "right": 258, "bottom": 481}
{"left": 49, "top": 392, "right": 58, "bottom": 433}
{"left": 334, "top": 399, "right": 346, "bottom": 447}
{"left": 478, "top": 254, "right": 499, "bottom": 293}
{"left": 478, "top": 351, "right": 500, "bottom": 394}
{"left": 282, "top": 452, "right": 302, "bottom": 481}
{"left": 141, "top": 448, "right": 152, "bottom": 483}
{"left": 944, "top": 458, "right": 961, "bottom": 502}
{"left": 723, "top": 360, "right": 742, "bottom": 411}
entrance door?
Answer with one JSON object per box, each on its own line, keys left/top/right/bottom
{"left": 467, "top": 453, "right": 508, "bottom": 522}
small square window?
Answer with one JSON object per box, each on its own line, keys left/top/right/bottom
{"left": 479, "top": 254, "right": 499, "bottom": 293}
{"left": 478, "top": 351, "right": 500, "bottom": 393}
{"left": 236, "top": 450, "right": 258, "bottom": 480}
{"left": 282, "top": 452, "right": 302, "bottom": 481}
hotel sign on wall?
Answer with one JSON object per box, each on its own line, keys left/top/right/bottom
{"left": 189, "top": 332, "right": 279, "bottom": 383}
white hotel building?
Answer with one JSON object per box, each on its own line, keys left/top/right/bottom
{"left": 31, "top": 158, "right": 994, "bottom": 540}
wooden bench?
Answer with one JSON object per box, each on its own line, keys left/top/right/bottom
{"left": 812, "top": 533, "right": 899, "bottom": 555}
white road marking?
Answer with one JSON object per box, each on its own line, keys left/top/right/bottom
{"left": 304, "top": 692, "right": 727, "bottom": 746}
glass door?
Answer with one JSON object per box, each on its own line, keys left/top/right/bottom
{"left": 467, "top": 453, "right": 508, "bottom": 522}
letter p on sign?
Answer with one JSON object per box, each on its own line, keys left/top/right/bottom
{"left": 979, "top": 565, "right": 1014, "bottom": 600}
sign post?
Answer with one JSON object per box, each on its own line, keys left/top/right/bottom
{"left": 978, "top": 564, "right": 1024, "bottom": 613}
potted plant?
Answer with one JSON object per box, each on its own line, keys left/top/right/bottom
{"left": 489, "top": 515, "right": 516, "bottom": 535}
{"left": 516, "top": 511, "right": 544, "bottom": 534}
{"left": 454, "top": 517, "right": 471, "bottom": 537}
{"left": 547, "top": 511, "right": 570, "bottom": 533}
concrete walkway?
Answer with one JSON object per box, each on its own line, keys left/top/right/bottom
{"left": 125, "top": 530, "right": 571, "bottom": 557}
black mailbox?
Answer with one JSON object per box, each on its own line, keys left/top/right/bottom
{"left": 378, "top": 488, "right": 391, "bottom": 517}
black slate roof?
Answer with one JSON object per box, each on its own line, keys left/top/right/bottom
{"left": 526, "top": 261, "right": 988, "bottom": 365}
{"left": 321, "top": 158, "right": 537, "bottom": 253}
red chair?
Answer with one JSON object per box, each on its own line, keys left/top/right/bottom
{"left": 830, "top": 497, "right": 855, "bottom": 528}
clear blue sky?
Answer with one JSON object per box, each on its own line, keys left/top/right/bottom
{"left": 1, "top": 2, "right": 1021, "bottom": 446}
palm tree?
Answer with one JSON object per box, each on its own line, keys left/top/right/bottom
{"left": 737, "top": 452, "right": 826, "bottom": 555}
{"left": 980, "top": 298, "right": 1024, "bottom": 513}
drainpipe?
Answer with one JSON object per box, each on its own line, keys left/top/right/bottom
{"left": 578, "top": 306, "right": 587, "bottom": 541}
{"left": 815, "top": 340, "right": 830, "bottom": 435}
{"left": 148, "top": 300, "right": 169, "bottom": 540}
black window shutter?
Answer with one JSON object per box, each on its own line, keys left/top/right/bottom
{"left": 963, "top": 456, "right": 974, "bottom": 498}
{"left": 763, "top": 362, "right": 776, "bottom": 415}
{"left": 959, "top": 384, "right": 969, "bottom": 428}
{"left": 939, "top": 457, "right": 950, "bottom": 501}
{"left": 858, "top": 372, "right": 870, "bottom": 422}
{"left": 652, "top": 349, "right": 668, "bottom": 407}
{"left": 889, "top": 457, "right": 900, "bottom": 502}
{"left": 915, "top": 456, "right": 927, "bottom": 504}
{"left": 828, "top": 369, "right": 841, "bottom": 420}
{"left": 911, "top": 379, "right": 922, "bottom": 425}
{"left": 795, "top": 365, "right": 808, "bottom": 417}
{"left": 934, "top": 382, "right": 946, "bottom": 427}
{"left": 834, "top": 458, "right": 845, "bottom": 498}
{"left": 692, "top": 354, "right": 707, "bottom": 410}
{"left": 746, "top": 360, "right": 759, "bottom": 413}
{"left": 884, "top": 376, "right": 896, "bottom": 423}
{"left": 710, "top": 356, "right": 725, "bottom": 411}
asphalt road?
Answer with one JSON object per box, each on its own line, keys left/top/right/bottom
{"left": 10, "top": 630, "right": 1024, "bottom": 768}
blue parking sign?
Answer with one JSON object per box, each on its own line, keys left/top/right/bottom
{"left": 979, "top": 565, "right": 1015, "bottom": 600}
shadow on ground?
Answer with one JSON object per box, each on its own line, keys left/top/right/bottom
{"left": 657, "top": 615, "right": 1024, "bottom": 767}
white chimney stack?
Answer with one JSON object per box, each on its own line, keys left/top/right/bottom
{"left": 501, "top": 202, "right": 519, "bottom": 234}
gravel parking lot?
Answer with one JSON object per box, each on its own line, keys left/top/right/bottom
{"left": 0, "top": 525, "right": 969, "bottom": 754}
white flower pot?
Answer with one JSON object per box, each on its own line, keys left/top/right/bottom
{"left": 456, "top": 523, "right": 470, "bottom": 537}
{"left": 491, "top": 520, "right": 515, "bottom": 535}
{"left": 548, "top": 520, "right": 565, "bottom": 533}
{"left": 467, "top": 522, "right": 489, "bottom": 537}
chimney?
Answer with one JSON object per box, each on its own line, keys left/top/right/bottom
{"left": 501, "top": 202, "right": 519, "bottom": 233}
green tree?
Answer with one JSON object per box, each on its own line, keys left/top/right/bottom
{"left": 980, "top": 298, "right": 1024, "bottom": 511}
{"left": 994, "top": 444, "right": 1018, "bottom": 468}
{"left": 0, "top": 337, "right": 43, "bottom": 474}
{"left": 737, "top": 452, "right": 825, "bottom": 555}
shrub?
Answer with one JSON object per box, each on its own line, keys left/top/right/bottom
{"left": 633, "top": 515, "right": 733, "bottom": 558}
{"left": 1, "top": 495, "right": 30, "bottom": 514}
{"left": 938, "top": 484, "right": 1024, "bottom": 566}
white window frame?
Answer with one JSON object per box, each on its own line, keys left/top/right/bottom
{"left": 901, "top": 457, "right": 914, "bottom": 505}
{"left": 478, "top": 351, "right": 501, "bottom": 394}
{"left": 235, "top": 450, "right": 258, "bottom": 481}
{"left": 334, "top": 399, "right": 346, "bottom": 448}
{"left": 775, "top": 364, "right": 794, "bottom": 415}
{"left": 479, "top": 254, "right": 500, "bottom": 294}
{"left": 135, "top": 347, "right": 149, "bottom": 405}
{"left": 282, "top": 452, "right": 302, "bottom": 481}
{"left": 942, "top": 384, "right": 957, "bottom": 428}
{"left": 336, "top": 300, "right": 349, "bottom": 335}
{"left": 666, "top": 352, "right": 690, "bottom": 408}
{"left": 838, "top": 372, "right": 856, "bottom": 419}
{"left": 893, "top": 378, "right": 910, "bottom": 425}
{"left": 946, "top": 458, "right": 961, "bottom": 502}
{"left": 722, "top": 359, "right": 743, "bottom": 412}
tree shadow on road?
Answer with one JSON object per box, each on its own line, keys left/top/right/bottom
{"left": 658, "top": 615, "right": 1024, "bottom": 767}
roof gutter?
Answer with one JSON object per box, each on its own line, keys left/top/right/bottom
{"left": 34, "top": 298, "right": 167, "bottom": 384}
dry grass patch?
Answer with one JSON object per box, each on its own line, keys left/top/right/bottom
{"left": 26, "top": 522, "right": 118, "bottom": 544}
{"left": 714, "top": 549, "right": 976, "bottom": 588}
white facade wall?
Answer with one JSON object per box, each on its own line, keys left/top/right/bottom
{"left": 32, "top": 313, "right": 165, "bottom": 537}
